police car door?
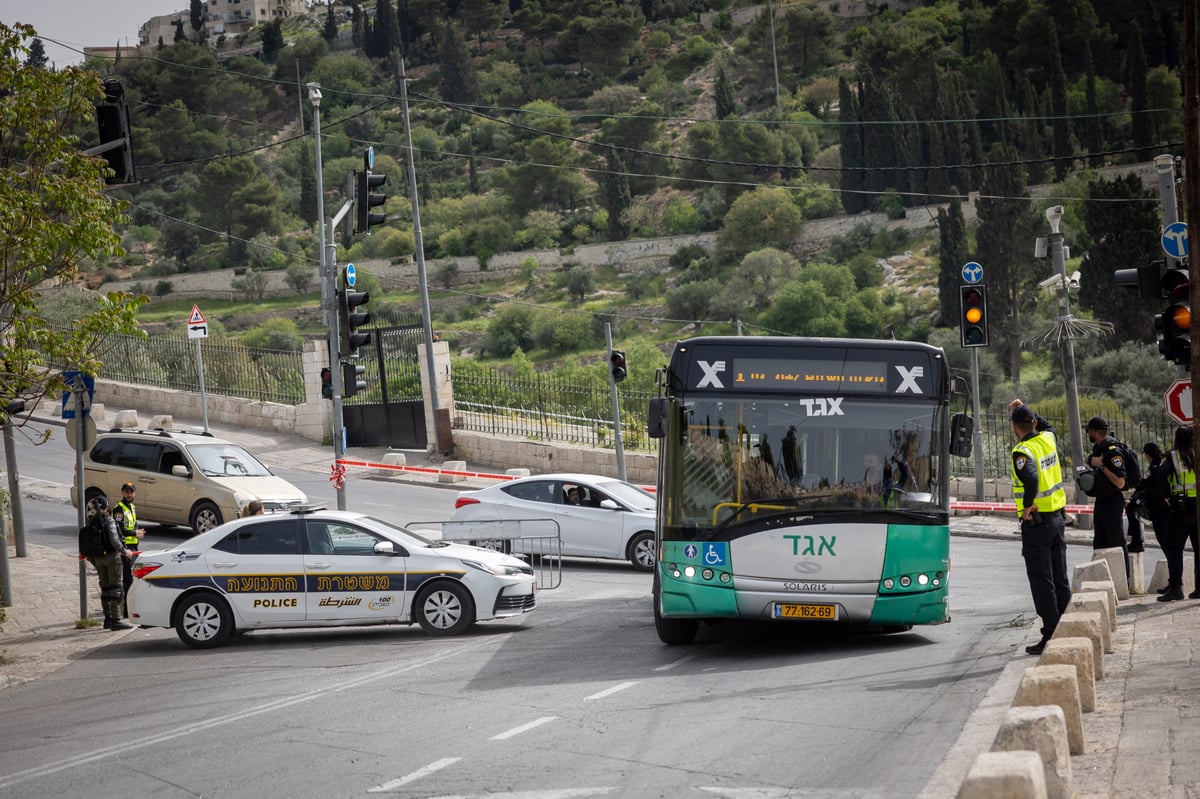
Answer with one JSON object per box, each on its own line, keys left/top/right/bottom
{"left": 207, "top": 518, "right": 305, "bottom": 624}
{"left": 303, "top": 520, "right": 407, "bottom": 621}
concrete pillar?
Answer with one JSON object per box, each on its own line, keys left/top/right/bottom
{"left": 992, "top": 706, "right": 1073, "bottom": 799}
{"left": 1148, "top": 558, "right": 1196, "bottom": 594}
{"left": 1127, "top": 551, "right": 1145, "bottom": 594}
{"left": 1091, "top": 547, "right": 1129, "bottom": 599}
{"left": 956, "top": 751, "right": 1048, "bottom": 799}
{"left": 1077, "top": 580, "right": 1117, "bottom": 630}
{"left": 1012, "top": 665, "right": 1085, "bottom": 755}
{"left": 1039, "top": 637, "right": 1097, "bottom": 711}
{"left": 1071, "top": 559, "right": 1114, "bottom": 593}
{"left": 418, "top": 339, "right": 454, "bottom": 455}
{"left": 1052, "top": 611, "right": 1105, "bottom": 678}
{"left": 1067, "top": 593, "right": 1112, "bottom": 653}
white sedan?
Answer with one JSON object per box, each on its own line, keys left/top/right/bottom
{"left": 128, "top": 506, "right": 537, "bottom": 648}
{"left": 451, "top": 473, "right": 658, "bottom": 571}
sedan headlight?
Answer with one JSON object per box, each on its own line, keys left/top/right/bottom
{"left": 461, "top": 559, "right": 529, "bottom": 576}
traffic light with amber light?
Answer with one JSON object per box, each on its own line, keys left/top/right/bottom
{"left": 610, "top": 350, "right": 627, "bottom": 382}
{"left": 355, "top": 169, "right": 387, "bottom": 234}
{"left": 342, "top": 362, "right": 367, "bottom": 398}
{"left": 959, "top": 284, "right": 989, "bottom": 348}
{"left": 1157, "top": 266, "right": 1191, "bottom": 364}
{"left": 338, "top": 288, "right": 371, "bottom": 356}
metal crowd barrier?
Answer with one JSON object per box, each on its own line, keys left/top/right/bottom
{"left": 408, "top": 518, "right": 563, "bottom": 590}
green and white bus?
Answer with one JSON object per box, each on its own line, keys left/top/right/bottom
{"left": 647, "top": 336, "right": 952, "bottom": 644}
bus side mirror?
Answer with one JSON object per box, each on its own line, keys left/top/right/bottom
{"left": 647, "top": 398, "right": 668, "bottom": 439}
{"left": 949, "top": 413, "right": 973, "bottom": 457}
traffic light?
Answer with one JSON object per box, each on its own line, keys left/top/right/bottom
{"left": 1114, "top": 260, "right": 1163, "bottom": 300}
{"left": 610, "top": 350, "right": 627, "bottom": 382}
{"left": 355, "top": 169, "right": 387, "bottom": 234}
{"left": 342, "top": 362, "right": 367, "bottom": 398}
{"left": 95, "top": 79, "right": 134, "bottom": 184}
{"left": 1157, "top": 266, "right": 1191, "bottom": 364}
{"left": 320, "top": 367, "right": 333, "bottom": 400}
{"left": 338, "top": 287, "right": 371, "bottom": 356}
{"left": 958, "top": 284, "right": 989, "bottom": 348}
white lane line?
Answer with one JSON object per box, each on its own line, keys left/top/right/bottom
{"left": 489, "top": 716, "right": 559, "bottom": 741}
{"left": 583, "top": 681, "right": 638, "bottom": 701}
{"left": 0, "top": 642, "right": 483, "bottom": 790}
{"left": 653, "top": 654, "right": 695, "bottom": 672}
{"left": 368, "top": 757, "right": 462, "bottom": 793}
{"left": 425, "top": 789, "right": 617, "bottom": 798}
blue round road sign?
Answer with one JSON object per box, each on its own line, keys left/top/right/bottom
{"left": 1162, "top": 222, "right": 1188, "bottom": 259}
{"left": 345, "top": 263, "right": 356, "bottom": 287}
{"left": 961, "top": 261, "right": 983, "bottom": 284}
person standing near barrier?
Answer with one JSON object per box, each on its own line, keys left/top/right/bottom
{"left": 84, "top": 497, "right": 134, "bottom": 631}
{"left": 1009, "top": 400, "right": 1070, "bottom": 656}
{"left": 1083, "top": 417, "right": 1129, "bottom": 577}
{"left": 1137, "top": 443, "right": 1171, "bottom": 563}
{"left": 113, "top": 482, "right": 145, "bottom": 617}
{"left": 1158, "top": 426, "right": 1198, "bottom": 602}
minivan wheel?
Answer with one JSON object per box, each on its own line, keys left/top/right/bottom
{"left": 190, "top": 501, "right": 223, "bottom": 534}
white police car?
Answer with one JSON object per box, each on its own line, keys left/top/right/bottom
{"left": 127, "top": 506, "right": 537, "bottom": 648}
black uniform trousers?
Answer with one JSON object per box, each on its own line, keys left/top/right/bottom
{"left": 1021, "top": 510, "right": 1071, "bottom": 641}
{"left": 1164, "top": 499, "right": 1199, "bottom": 592}
{"left": 1092, "top": 492, "right": 1130, "bottom": 578}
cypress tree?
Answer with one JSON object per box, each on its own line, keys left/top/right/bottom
{"left": 936, "top": 194, "right": 968, "bottom": 327}
{"left": 1048, "top": 23, "right": 1072, "bottom": 180}
{"left": 837, "top": 75, "right": 866, "bottom": 215}
{"left": 714, "top": 66, "right": 736, "bottom": 120}
{"left": 323, "top": 2, "right": 339, "bottom": 44}
{"left": 602, "top": 151, "right": 632, "bottom": 241}
{"left": 1129, "top": 22, "right": 1152, "bottom": 151}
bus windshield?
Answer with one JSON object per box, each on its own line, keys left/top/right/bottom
{"left": 663, "top": 396, "right": 944, "bottom": 540}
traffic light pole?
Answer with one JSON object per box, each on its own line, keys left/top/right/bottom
{"left": 604, "top": 322, "right": 627, "bottom": 481}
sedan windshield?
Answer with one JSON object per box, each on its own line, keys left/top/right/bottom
{"left": 596, "top": 480, "right": 656, "bottom": 512}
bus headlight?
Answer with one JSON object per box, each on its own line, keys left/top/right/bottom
{"left": 684, "top": 566, "right": 696, "bottom": 577}
{"left": 899, "top": 575, "right": 912, "bottom": 588}
{"left": 702, "top": 569, "right": 714, "bottom": 580}
{"left": 883, "top": 578, "right": 895, "bottom": 589}
{"left": 917, "top": 573, "right": 929, "bottom": 586}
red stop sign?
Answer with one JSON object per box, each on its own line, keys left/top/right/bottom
{"left": 1165, "top": 378, "right": 1193, "bottom": 425}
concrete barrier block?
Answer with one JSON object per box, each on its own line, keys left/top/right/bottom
{"left": 1148, "top": 558, "right": 1196, "bottom": 594}
{"left": 1071, "top": 560, "right": 1113, "bottom": 593}
{"left": 376, "top": 452, "right": 407, "bottom": 477}
{"left": 1127, "top": 551, "right": 1145, "bottom": 594}
{"left": 1012, "top": 664, "right": 1085, "bottom": 755}
{"left": 1052, "top": 611, "right": 1105, "bottom": 680}
{"left": 992, "top": 705, "right": 1072, "bottom": 799}
{"left": 113, "top": 409, "right": 138, "bottom": 429}
{"left": 438, "top": 460, "right": 467, "bottom": 483}
{"left": 1077, "top": 580, "right": 1117, "bottom": 630}
{"left": 956, "top": 751, "right": 1048, "bottom": 799}
{"left": 1039, "top": 637, "right": 1097, "bottom": 711}
{"left": 149, "top": 414, "right": 173, "bottom": 430}
{"left": 1067, "top": 593, "right": 1112, "bottom": 654}
{"left": 1091, "top": 547, "right": 1129, "bottom": 599}
{"left": 505, "top": 468, "right": 531, "bottom": 478}
{"left": 89, "top": 403, "right": 106, "bottom": 423}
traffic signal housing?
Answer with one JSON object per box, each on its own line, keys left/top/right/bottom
{"left": 355, "top": 169, "right": 387, "bottom": 234}
{"left": 338, "top": 288, "right": 371, "bottom": 356}
{"left": 95, "top": 79, "right": 134, "bottom": 184}
{"left": 1114, "top": 260, "right": 1164, "bottom": 300}
{"left": 320, "top": 367, "right": 333, "bottom": 399}
{"left": 959, "top": 284, "right": 989, "bottom": 348}
{"left": 342, "top": 362, "right": 367, "bottom": 398}
{"left": 610, "top": 350, "right": 627, "bottom": 382}
{"left": 1157, "top": 267, "right": 1191, "bottom": 364}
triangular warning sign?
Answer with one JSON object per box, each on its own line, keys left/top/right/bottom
{"left": 189, "top": 305, "right": 205, "bottom": 325}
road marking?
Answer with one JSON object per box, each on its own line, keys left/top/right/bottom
{"left": 584, "top": 681, "right": 638, "bottom": 701}
{"left": 653, "top": 654, "right": 695, "bottom": 672}
{"left": 368, "top": 757, "right": 462, "bottom": 793}
{"left": 490, "top": 716, "right": 558, "bottom": 740}
{"left": 0, "top": 642, "right": 483, "bottom": 790}
{"left": 423, "top": 790, "right": 617, "bottom": 798}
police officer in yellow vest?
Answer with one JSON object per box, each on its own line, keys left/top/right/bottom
{"left": 1158, "top": 425, "right": 1199, "bottom": 602}
{"left": 113, "top": 482, "right": 146, "bottom": 616}
{"left": 1009, "top": 400, "right": 1070, "bottom": 656}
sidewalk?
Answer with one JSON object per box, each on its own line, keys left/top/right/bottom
{"left": 3, "top": 412, "right": 1199, "bottom": 795}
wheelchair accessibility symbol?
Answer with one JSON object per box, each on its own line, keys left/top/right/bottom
{"left": 702, "top": 542, "right": 727, "bottom": 567}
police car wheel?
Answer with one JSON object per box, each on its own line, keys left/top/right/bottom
{"left": 628, "top": 532, "right": 655, "bottom": 572}
{"left": 175, "top": 592, "right": 233, "bottom": 649}
{"left": 414, "top": 581, "right": 475, "bottom": 636}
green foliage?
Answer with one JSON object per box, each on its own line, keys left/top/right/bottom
{"left": 284, "top": 263, "right": 314, "bottom": 295}
{"left": 484, "top": 305, "right": 535, "bottom": 357}
{"left": 532, "top": 309, "right": 594, "bottom": 353}
{"left": 242, "top": 317, "right": 303, "bottom": 351}
{"left": 718, "top": 187, "right": 804, "bottom": 257}
{"left": 565, "top": 265, "right": 595, "bottom": 303}
{"left": 230, "top": 269, "right": 269, "bottom": 301}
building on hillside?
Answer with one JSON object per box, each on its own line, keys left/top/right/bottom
{"left": 139, "top": 10, "right": 190, "bottom": 50}
{"left": 207, "top": 0, "right": 311, "bottom": 37}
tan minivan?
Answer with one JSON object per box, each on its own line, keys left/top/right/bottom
{"left": 71, "top": 429, "right": 307, "bottom": 534}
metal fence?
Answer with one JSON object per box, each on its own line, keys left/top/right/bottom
{"left": 94, "top": 332, "right": 305, "bottom": 405}
{"left": 951, "top": 410, "right": 1179, "bottom": 481}
{"left": 451, "top": 369, "right": 657, "bottom": 453}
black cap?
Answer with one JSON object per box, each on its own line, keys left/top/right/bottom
{"left": 93, "top": 496, "right": 108, "bottom": 510}
{"left": 1011, "top": 405, "right": 1036, "bottom": 423}
{"left": 121, "top": 482, "right": 135, "bottom": 492}
{"left": 1084, "top": 416, "right": 1109, "bottom": 431}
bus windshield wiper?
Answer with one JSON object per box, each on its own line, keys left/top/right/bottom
{"left": 707, "top": 496, "right": 816, "bottom": 538}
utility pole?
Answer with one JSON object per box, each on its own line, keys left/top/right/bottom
{"left": 1182, "top": 0, "right": 1199, "bottom": 541}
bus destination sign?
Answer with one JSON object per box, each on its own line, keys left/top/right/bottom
{"left": 731, "top": 359, "right": 888, "bottom": 392}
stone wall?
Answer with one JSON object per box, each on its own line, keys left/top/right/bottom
{"left": 451, "top": 430, "right": 658, "bottom": 485}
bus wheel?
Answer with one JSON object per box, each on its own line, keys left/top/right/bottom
{"left": 653, "top": 580, "right": 698, "bottom": 644}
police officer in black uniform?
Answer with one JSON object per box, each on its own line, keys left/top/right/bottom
{"left": 1009, "top": 400, "right": 1071, "bottom": 656}
{"left": 1084, "top": 417, "right": 1128, "bottom": 577}
{"left": 113, "top": 482, "right": 145, "bottom": 617}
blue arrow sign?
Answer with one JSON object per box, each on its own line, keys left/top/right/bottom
{"left": 345, "top": 262, "right": 357, "bottom": 287}
{"left": 61, "top": 371, "right": 95, "bottom": 420}
{"left": 961, "top": 261, "right": 984, "bottom": 284}
{"left": 1162, "top": 222, "right": 1188, "bottom": 259}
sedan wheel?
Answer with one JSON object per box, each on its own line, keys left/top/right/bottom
{"left": 628, "top": 532, "right": 656, "bottom": 572}
{"left": 415, "top": 582, "right": 475, "bottom": 636}
{"left": 175, "top": 592, "right": 233, "bottom": 649}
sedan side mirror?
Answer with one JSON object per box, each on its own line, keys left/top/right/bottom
{"left": 599, "top": 499, "right": 619, "bottom": 510}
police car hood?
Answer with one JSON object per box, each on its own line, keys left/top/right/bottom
{"left": 427, "top": 540, "right": 530, "bottom": 570}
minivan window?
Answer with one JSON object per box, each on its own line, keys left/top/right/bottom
{"left": 117, "top": 442, "right": 162, "bottom": 471}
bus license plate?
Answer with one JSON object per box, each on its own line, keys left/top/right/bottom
{"left": 775, "top": 603, "right": 837, "bottom": 620}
